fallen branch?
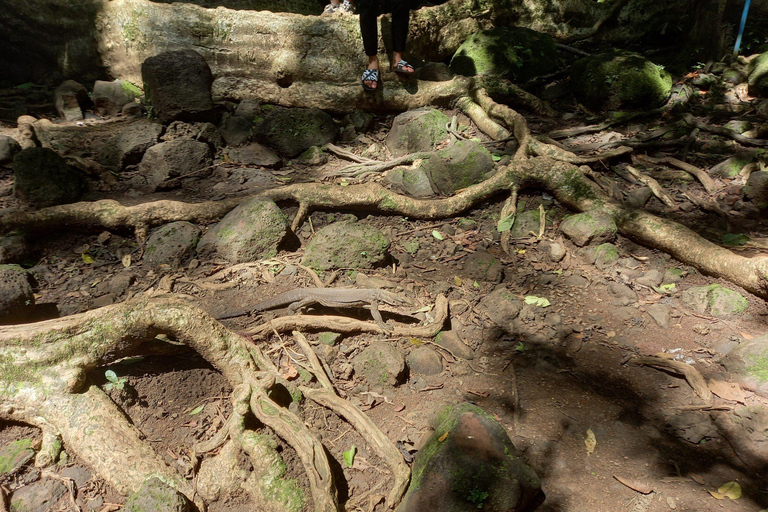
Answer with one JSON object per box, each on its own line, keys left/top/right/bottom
{"left": 630, "top": 355, "right": 713, "bottom": 403}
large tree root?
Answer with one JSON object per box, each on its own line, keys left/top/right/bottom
{"left": 3, "top": 156, "right": 768, "bottom": 297}
{"left": 0, "top": 297, "right": 418, "bottom": 511}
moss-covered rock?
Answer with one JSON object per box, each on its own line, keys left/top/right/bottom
{"left": 301, "top": 221, "right": 390, "bottom": 270}
{"left": 385, "top": 108, "right": 450, "bottom": 157}
{"left": 0, "top": 264, "right": 34, "bottom": 319}
{"left": 721, "top": 335, "right": 768, "bottom": 392}
{"left": 709, "top": 152, "right": 756, "bottom": 179}
{"left": 123, "top": 477, "right": 191, "bottom": 512}
{"left": 13, "top": 147, "right": 86, "bottom": 207}
{"left": 196, "top": 197, "right": 288, "bottom": 264}
{"left": 559, "top": 211, "right": 617, "bottom": 247}
{"left": 425, "top": 140, "right": 494, "bottom": 195}
{"left": 253, "top": 106, "right": 338, "bottom": 157}
{"left": 681, "top": 284, "right": 749, "bottom": 318}
{"left": 353, "top": 341, "right": 406, "bottom": 390}
{"left": 593, "top": 243, "right": 620, "bottom": 269}
{"left": 570, "top": 50, "right": 672, "bottom": 110}
{"left": 400, "top": 402, "right": 543, "bottom": 512}
{"left": 508, "top": 209, "right": 541, "bottom": 238}
{"left": 450, "top": 27, "right": 559, "bottom": 82}
{"left": 748, "top": 52, "right": 768, "bottom": 98}
{"left": 0, "top": 439, "right": 35, "bottom": 477}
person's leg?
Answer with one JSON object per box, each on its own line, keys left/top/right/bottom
{"left": 390, "top": 0, "right": 413, "bottom": 73}
{"left": 358, "top": 0, "right": 381, "bottom": 89}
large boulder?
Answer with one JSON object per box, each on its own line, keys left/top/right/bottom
{"left": 93, "top": 79, "right": 143, "bottom": 116}
{"left": 253, "top": 107, "right": 338, "bottom": 157}
{"left": 748, "top": 52, "right": 768, "bottom": 98}
{"left": 54, "top": 80, "right": 90, "bottom": 121}
{"left": 450, "top": 27, "right": 559, "bottom": 82}
{"left": 399, "top": 402, "right": 543, "bottom": 512}
{"left": 137, "top": 140, "right": 213, "bottom": 191}
{"left": 144, "top": 222, "right": 201, "bottom": 269}
{"left": 386, "top": 108, "right": 449, "bottom": 157}
{"left": 141, "top": 50, "right": 215, "bottom": 124}
{"left": 196, "top": 197, "right": 288, "bottom": 263}
{"left": 302, "top": 221, "right": 390, "bottom": 270}
{"left": 424, "top": 140, "right": 494, "bottom": 195}
{"left": 13, "top": 147, "right": 86, "bottom": 206}
{"left": 570, "top": 50, "right": 672, "bottom": 110}
{"left": 720, "top": 335, "right": 768, "bottom": 395}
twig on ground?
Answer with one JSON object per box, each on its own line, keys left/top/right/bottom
{"left": 625, "top": 165, "right": 678, "bottom": 210}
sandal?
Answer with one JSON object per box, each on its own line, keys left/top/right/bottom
{"left": 392, "top": 60, "right": 415, "bottom": 75}
{"left": 362, "top": 68, "right": 380, "bottom": 91}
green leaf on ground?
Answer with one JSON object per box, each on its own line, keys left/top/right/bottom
{"left": 343, "top": 445, "right": 357, "bottom": 468}
{"left": 188, "top": 405, "right": 205, "bottom": 416}
{"left": 722, "top": 233, "right": 749, "bottom": 246}
{"left": 432, "top": 230, "right": 444, "bottom": 241}
{"left": 105, "top": 370, "right": 119, "bottom": 383}
{"left": 497, "top": 214, "right": 516, "bottom": 232}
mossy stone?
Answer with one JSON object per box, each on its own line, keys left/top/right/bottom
{"left": 0, "top": 439, "right": 34, "bottom": 476}
{"left": 302, "top": 221, "right": 390, "bottom": 270}
{"left": 681, "top": 284, "right": 748, "bottom": 318}
{"left": 570, "top": 50, "right": 672, "bottom": 110}
{"left": 748, "top": 52, "right": 768, "bottom": 97}
{"left": 385, "top": 108, "right": 450, "bottom": 157}
{"left": 508, "top": 209, "right": 541, "bottom": 238}
{"left": 559, "top": 211, "right": 617, "bottom": 247}
{"left": 450, "top": 27, "right": 559, "bottom": 82}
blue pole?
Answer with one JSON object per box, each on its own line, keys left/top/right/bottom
{"left": 733, "top": 0, "right": 751, "bottom": 55}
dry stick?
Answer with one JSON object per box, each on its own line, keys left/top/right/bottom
{"left": 684, "top": 114, "right": 768, "bottom": 147}
{"left": 630, "top": 355, "right": 713, "bottom": 403}
{"left": 324, "top": 143, "right": 377, "bottom": 164}
{"left": 625, "top": 164, "right": 678, "bottom": 210}
{"left": 499, "top": 190, "right": 518, "bottom": 255}
{"left": 633, "top": 154, "right": 716, "bottom": 194}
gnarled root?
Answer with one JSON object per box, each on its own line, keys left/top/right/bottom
{"left": 0, "top": 297, "right": 415, "bottom": 511}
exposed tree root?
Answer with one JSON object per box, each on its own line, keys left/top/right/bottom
{"left": 630, "top": 355, "right": 713, "bottom": 403}
{"left": 0, "top": 297, "right": 415, "bottom": 511}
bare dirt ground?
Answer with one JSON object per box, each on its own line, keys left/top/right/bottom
{"left": 2, "top": 93, "right": 768, "bottom": 512}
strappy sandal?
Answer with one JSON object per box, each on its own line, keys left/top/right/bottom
{"left": 392, "top": 60, "right": 415, "bottom": 76}
{"left": 362, "top": 68, "right": 380, "bottom": 92}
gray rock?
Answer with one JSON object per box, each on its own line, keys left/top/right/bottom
{"left": 123, "top": 477, "right": 191, "bottom": 512}
{"left": 509, "top": 209, "right": 541, "bottom": 238}
{"left": 414, "top": 62, "right": 453, "bottom": 82}
{"left": 106, "top": 271, "right": 135, "bottom": 297}
{"left": 399, "top": 402, "right": 543, "bottom": 512}
{"left": 559, "top": 212, "right": 617, "bottom": 247}
{"left": 219, "top": 113, "right": 253, "bottom": 147}
{"left": 424, "top": 140, "right": 494, "bottom": 195}
{"left": 758, "top": 99, "right": 768, "bottom": 120}
{"left": 608, "top": 282, "right": 637, "bottom": 304}
{"left": 570, "top": 50, "right": 672, "bottom": 110}
{"left": 318, "top": 332, "right": 341, "bottom": 346}
{"left": 386, "top": 166, "right": 435, "bottom": 197}
{"left": 407, "top": 346, "right": 443, "bottom": 375}
{"left": 141, "top": 50, "right": 215, "bottom": 124}
{"left": 10, "top": 478, "right": 67, "bottom": 512}
{"left": 637, "top": 269, "right": 664, "bottom": 288}
{"left": 253, "top": 107, "right": 338, "bottom": 157}
{"left": 435, "top": 330, "right": 474, "bottom": 360}
{"left": 54, "top": 80, "right": 89, "bottom": 121}
{"left": 302, "top": 221, "right": 389, "bottom": 270}
{"left": 745, "top": 170, "right": 768, "bottom": 209}
{"left": 224, "top": 143, "right": 281, "bottom": 168}
{"left": 681, "top": 284, "right": 748, "bottom": 318}
{"left": 0, "top": 135, "right": 21, "bottom": 163}
{"left": 162, "top": 121, "right": 221, "bottom": 148}
{"left": 547, "top": 241, "right": 566, "bottom": 262}
{"left": 747, "top": 52, "right": 768, "bottom": 97}
{"left": 463, "top": 249, "right": 503, "bottom": 283}
{"left": 386, "top": 108, "right": 449, "bottom": 157}
{"left": 625, "top": 186, "right": 652, "bottom": 208}
{"left": 479, "top": 287, "right": 522, "bottom": 333}
{"left": 342, "top": 112, "right": 374, "bottom": 132}
{"left": 16, "top": 115, "right": 38, "bottom": 149}
{"left": 137, "top": 140, "right": 213, "bottom": 191}
{"left": 13, "top": 147, "right": 86, "bottom": 206}
{"left": 92, "top": 119, "right": 163, "bottom": 170}
{"left": 234, "top": 99, "right": 262, "bottom": 121}
{"left": 122, "top": 102, "right": 144, "bottom": 117}
{"left": 563, "top": 275, "right": 589, "bottom": 287}
{"left": 593, "top": 243, "right": 619, "bottom": 269}
{"left": 144, "top": 222, "right": 201, "bottom": 269}
{"left": 0, "top": 233, "right": 30, "bottom": 264}
{"left": 297, "top": 146, "right": 327, "bottom": 165}
{"left": 664, "top": 268, "right": 684, "bottom": 283}
{"left": 721, "top": 335, "right": 768, "bottom": 388}
{"left": 93, "top": 80, "right": 141, "bottom": 116}
{"left": 712, "top": 406, "right": 768, "bottom": 470}
{"left": 450, "top": 26, "right": 559, "bottom": 82}
{"left": 197, "top": 197, "right": 288, "bottom": 264}
{"left": 647, "top": 303, "right": 670, "bottom": 328}
{"left": 353, "top": 341, "right": 406, "bottom": 390}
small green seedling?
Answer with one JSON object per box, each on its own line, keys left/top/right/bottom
{"left": 104, "top": 370, "right": 128, "bottom": 391}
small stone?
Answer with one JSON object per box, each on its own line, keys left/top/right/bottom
{"left": 407, "top": 346, "right": 443, "bottom": 375}
{"left": 647, "top": 303, "right": 670, "bottom": 328}
{"left": 636, "top": 269, "right": 664, "bottom": 288}
{"left": 318, "top": 332, "right": 341, "bottom": 346}
{"left": 692, "top": 323, "right": 710, "bottom": 335}
{"left": 435, "top": 331, "right": 474, "bottom": 360}
{"left": 548, "top": 241, "right": 566, "bottom": 262}
{"left": 563, "top": 275, "right": 589, "bottom": 287}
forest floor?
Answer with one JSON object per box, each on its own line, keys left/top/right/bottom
{"left": 1, "top": 79, "right": 768, "bottom": 512}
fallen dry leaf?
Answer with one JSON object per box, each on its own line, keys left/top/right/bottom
{"left": 613, "top": 475, "right": 653, "bottom": 494}
{"left": 709, "top": 481, "right": 742, "bottom": 500}
{"left": 707, "top": 379, "right": 746, "bottom": 404}
{"left": 585, "top": 428, "right": 596, "bottom": 456}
